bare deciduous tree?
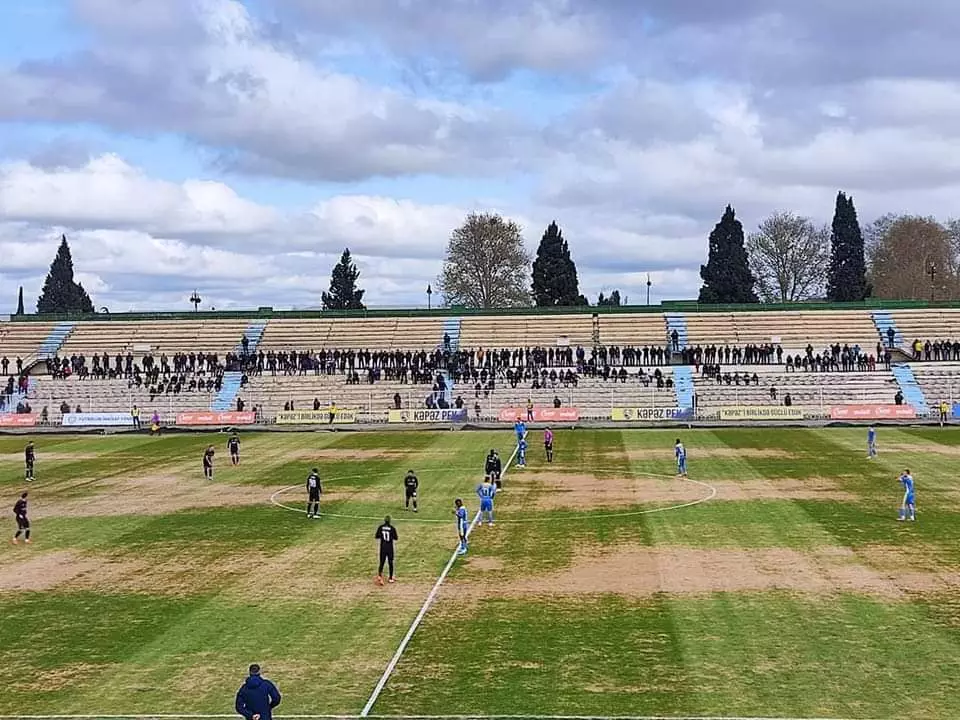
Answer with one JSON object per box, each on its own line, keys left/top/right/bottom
{"left": 870, "top": 215, "right": 956, "bottom": 300}
{"left": 746, "top": 211, "right": 830, "bottom": 302}
{"left": 439, "top": 212, "right": 532, "bottom": 308}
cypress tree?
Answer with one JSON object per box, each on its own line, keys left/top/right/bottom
{"left": 826, "top": 191, "right": 871, "bottom": 301}
{"left": 597, "top": 290, "right": 621, "bottom": 306}
{"left": 15, "top": 286, "right": 24, "bottom": 315}
{"left": 531, "top": 221, "right": 586, "bottom": 306}
{"left": 322, "top": 248, "right": 366, "bottom": 310}
{"left": 698, "top": 205, "right": 758, "bottom": 304}
{"left": 37, "top": 235, "right": 95, "bottom": 314}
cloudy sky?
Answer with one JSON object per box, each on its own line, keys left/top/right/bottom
{"left": 2, "top": 0, "right": 960, "bottom": 312}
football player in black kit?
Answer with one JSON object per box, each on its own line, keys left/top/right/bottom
{"left": 306, "top": 468, "right": 322, "bottom": 518}
{"left": 12, "top": 492, "right": 30, "bottom": 544}
{"left": 25, "top": 441, "right": 35, "bottom": 482}
{"left": 203, "top": 445, "right": 215, "bottom": 479}
{"left": 227, "top": 433, "right": 241, "bottom": 466}
{"left": 375, "top": 515, "right": 398, "bottom": 585}
{"left": 403, "top": 469, "right": 419, "bottom": 512}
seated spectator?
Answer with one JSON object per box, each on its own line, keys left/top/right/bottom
{"left": 393, "top": 393, "right": 401, "bottom": 410}
{"left": 783, "top": 393, "right": 793, "bottom": 407}
{"left": 553, "top": 396, "right": 561, "bottom": 408}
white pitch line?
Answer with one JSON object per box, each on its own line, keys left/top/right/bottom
{"left": 270, "top": 475, "right": 717, "bottom": 524}
{"left": 358, "top": 440, "right": 523, "bottom": 717}
{"left": 0, "top": 714, "right": 879, "bottom": 720}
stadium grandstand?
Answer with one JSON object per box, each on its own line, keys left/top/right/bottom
{"left": 3, "top": 302, "right": 960, "bottom": 428}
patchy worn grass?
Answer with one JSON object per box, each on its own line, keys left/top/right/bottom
{"left": 4, "top": 427, "right": 960, "bottom": 718}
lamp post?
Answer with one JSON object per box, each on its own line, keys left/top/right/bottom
{"left": 426, "top": 284, "right": 433, "bottom": 310}
{"left": 646, "top": 273, "right": 652, "bottom": 306}
{"left": 928, "top": 264, "right": 937, "bottom": 302}
{"left": 190, "top": 291, "right": 202, "bottom": 312}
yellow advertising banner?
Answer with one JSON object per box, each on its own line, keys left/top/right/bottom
{"left": 388, "top": 408, "right": 468, "bottom": 423}
{"left": 275, "top": 409, "right": 357, "bottom": 425}
{"left": 611, "top": 407, "right": 690, "bottom": 421}
{"left": 718, "top": 406, "right": 804, "bottom": 421}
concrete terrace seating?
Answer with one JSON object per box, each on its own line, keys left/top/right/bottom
{"left": 891, "top": 310, "right": 960, "bottom": 346}
{"left": 598, "top": 314, "right": 669, "bottom": 346}
{"left": 58, "top": 320, "right": 247, "bottom": 356}
{"left": 685, "top": 310, "right": 879, "bottom": 353}
{"left": 27, "top": 376, "right": 218, "bottom": 423}
{"left": 693, "top": 367, "right": 898, "bottom": 412}
{"left": 459, "top": 315, "right": 594, "bottom": 348}
{"left": 237, "top": 368, "right": 680, "bottom": 421}
{"left": 0, "top": 322, "right": 55, "bottom": 366}
{"left": 258, "top": 317, "right": 444, "bottom": 351}
{"left": 911, "top": 363, "right": 960, "bottom": 406}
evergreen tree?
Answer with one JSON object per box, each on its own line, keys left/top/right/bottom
{"left": 531, "top": 221, "right": 585, "bottom": 306}
{"left": 37, "top": 235, "right": 95, "bottom": 314}
{"left": 15, "top": 286, "right": 24, "bottom": 315}
{"left": 322, "top": 248, "right": 366, "bottom": 310}
{"left": 698, "top": 205, "right": 758, "bottom": 304}
{"left": 597, "top": 290, "right": 621, "bottom": 306}
{"left": 826, "top": 191, "right": 871, "bottom": 301}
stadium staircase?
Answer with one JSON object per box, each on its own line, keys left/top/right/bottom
{"left": 210, "top": 371, "right": 244, "bottom": 411}
{"left": 439, "top": 317, "right": 461, "bottom": 404}
{"left": 891, "top": 364, "right": 929, "bottom": 415}
{"left": 237, "top": 319, "right": 268, "bottom": 354}
{"left": 871, "top": 311, "right": 904, "bottom": 350}
{"left": 672, "top": 366, "right": 695, "bottom": 412}
{"left": 665, "top": 313, "right": 689, "bottom": 350}
{"left": 38, "top": 322, "right": 75, "bottom": 359}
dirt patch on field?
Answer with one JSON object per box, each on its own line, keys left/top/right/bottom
{"left": 32, "top": 474, "right": 283, "bottom": 518}
{"left": 878, "top": 443, "right": 960, "bottom": 456}
{"left": 466, "top": 556, "right": 505, "bottom": 572}
{"left": 445, "top": 545, "right": 960, "bottom": 601}
{"left": 524, "top": 473, "right": 853, "bottom": 510}
{"left": 0, "top": 452, "right": 112, "bottom": 462}
{"left": 290, "top": 449, "right": 414, "bottom": 460}
{"left": 0, "top": 551, "right": 106, "bottom": 592}
{"left": 618, "top": 448, "right": 794, "bottom": 461}
{"left": 14, "top": 663, "right": 116, "bottom": 692}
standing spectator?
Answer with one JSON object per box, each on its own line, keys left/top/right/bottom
{"left": 886, "top": 327, "right": 895, "bottom": 348}
{"left": 235, "top": 664, "right": 281, "bottom": 720}
{"left": 131, "top": 404, "right": 141, "bottom": 430}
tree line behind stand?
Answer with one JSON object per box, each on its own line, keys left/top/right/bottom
{"left": 16, "top": 190, "right": 960, "bottom": 315}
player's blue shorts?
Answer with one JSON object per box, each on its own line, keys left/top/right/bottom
{"left": 480, "top": 498, "right": 493, "bottom": 512}
{"left": 904, "top": 492, "right": 915, "bottom": 505}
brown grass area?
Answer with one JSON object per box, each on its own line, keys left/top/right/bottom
{"left": 291, "top": 449, "right": 415, "bottom": 460}
{"left": 0, "top": 551, "right": 105, "bottom": 592}
{"left": 444, "top": 545, "right": 960, "bottom": 601}
{"left": 879, "top": 443, "right": 960, "bottom": 456}
{"left": 13, "top": 663, "right": 117, "bottom": 692}
{"left": 618, "top": 447, "right": 794, "bottom": 460}
{"left": 519, "top": 472, "right": 853, "bottom": 510}
{"left": 31, "top": 474, "right": 283, "bottom": 519}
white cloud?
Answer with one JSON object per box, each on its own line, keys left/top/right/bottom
{"left": 0, "top": 154, "right": 278, "bottom": 236}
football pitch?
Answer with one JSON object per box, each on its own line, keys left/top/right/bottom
{"left": 3, "top": 427, "right": 960, "bottom": 720}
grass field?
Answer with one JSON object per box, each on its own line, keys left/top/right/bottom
{"left": 3, "top": 426, "right": 960, "bottom": 719}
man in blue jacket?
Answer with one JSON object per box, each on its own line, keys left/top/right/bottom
{"left": 235, "top": 664, "right": 281, "bottom": 720}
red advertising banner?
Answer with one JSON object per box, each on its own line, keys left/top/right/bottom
{"left": 498, "top": 407, "right": 580, "bottom": 422}
{"left": 176, "top": 411, "right": 256, "bottom": 426}
{"left": 830, "top": 404, "right": 916, "bottom": 420}
{"left": 0, "top": 414, "right": 37, "bottom": 427}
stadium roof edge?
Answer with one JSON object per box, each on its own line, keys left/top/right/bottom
{"left": 4, "top": 298, "right": 955, "bottom": 323}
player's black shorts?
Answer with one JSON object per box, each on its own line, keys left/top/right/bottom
{"left": 16, "top": 515, "right": 29, "bottom": 530}
{"left": 308, "top": 490, "right": 321, "bottom": 502}
{"left": 405, "top": 488, "right": 417, "bottom": 498}
{"left": 230, "top": 449, "right": 240, "bottom": 456}
{"left": 25, "top": 460, "right": 34, "bottom": 472}
{"left": 545, "top": 441, "right": 553, "bottom": 450}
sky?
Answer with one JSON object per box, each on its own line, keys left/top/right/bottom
{"left": 2, "top": 0, "right": 960, "bottom": 313}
